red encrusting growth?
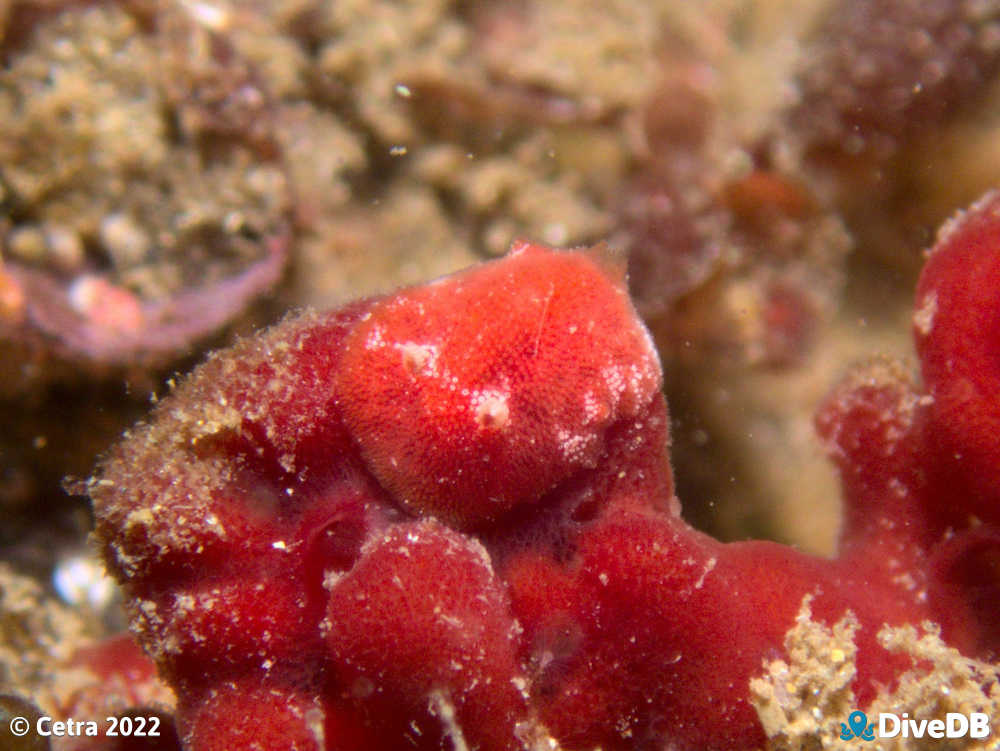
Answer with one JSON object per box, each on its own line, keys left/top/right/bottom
{"left": 914, "top": 190, "right": 1000, "bottom": 527}
{"left": 324, "top": 520, "right": 528, "bottom": 750}
{"left": 41, "top": 634, "right": 180, "bottom": 751}
{"left": 335, "top": 242, "right": 661, "bottom": 528}
{"left": 91, "top": 220, "right": 1000, "bottom": 750}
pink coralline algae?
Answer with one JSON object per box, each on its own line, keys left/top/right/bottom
{"left": 2, "top": 233, "right": 288, "bottom": 366}
{"left": 91, "top": 212, "right": 1000, "bottom": 749}
{"left": 787, "top": 0, "right": 1000, "bottom": 163}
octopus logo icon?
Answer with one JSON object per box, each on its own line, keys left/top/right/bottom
{"left": 840, "top": 711, "right": 876, "bottom": 741}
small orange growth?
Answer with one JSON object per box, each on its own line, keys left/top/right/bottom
{"left": 723, "top": 170, "right": 816, "bottom": 223}
{"left": 0, "top": 266, "right": 26, "bottom": 322}
{"left": 68, "top": 275, "right": 145, "bottom": 334}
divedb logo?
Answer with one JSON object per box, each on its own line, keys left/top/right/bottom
{"left": 840, "top": 709, "right": 991, "bottom": 741}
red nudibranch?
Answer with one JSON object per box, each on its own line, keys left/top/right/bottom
{"left": 91, "top": 200, "right": 1000, "bottom": 750}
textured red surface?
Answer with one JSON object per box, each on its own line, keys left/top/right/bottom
{"left": 92, "top": 228, "right": 999, "bottom": 750}
{"left": 915, "top": 191, "right": 1000, "bottom": 526}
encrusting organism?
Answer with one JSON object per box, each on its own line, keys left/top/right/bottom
{"left": 90, "top": 193, "right": 1000, "bottom": 749}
